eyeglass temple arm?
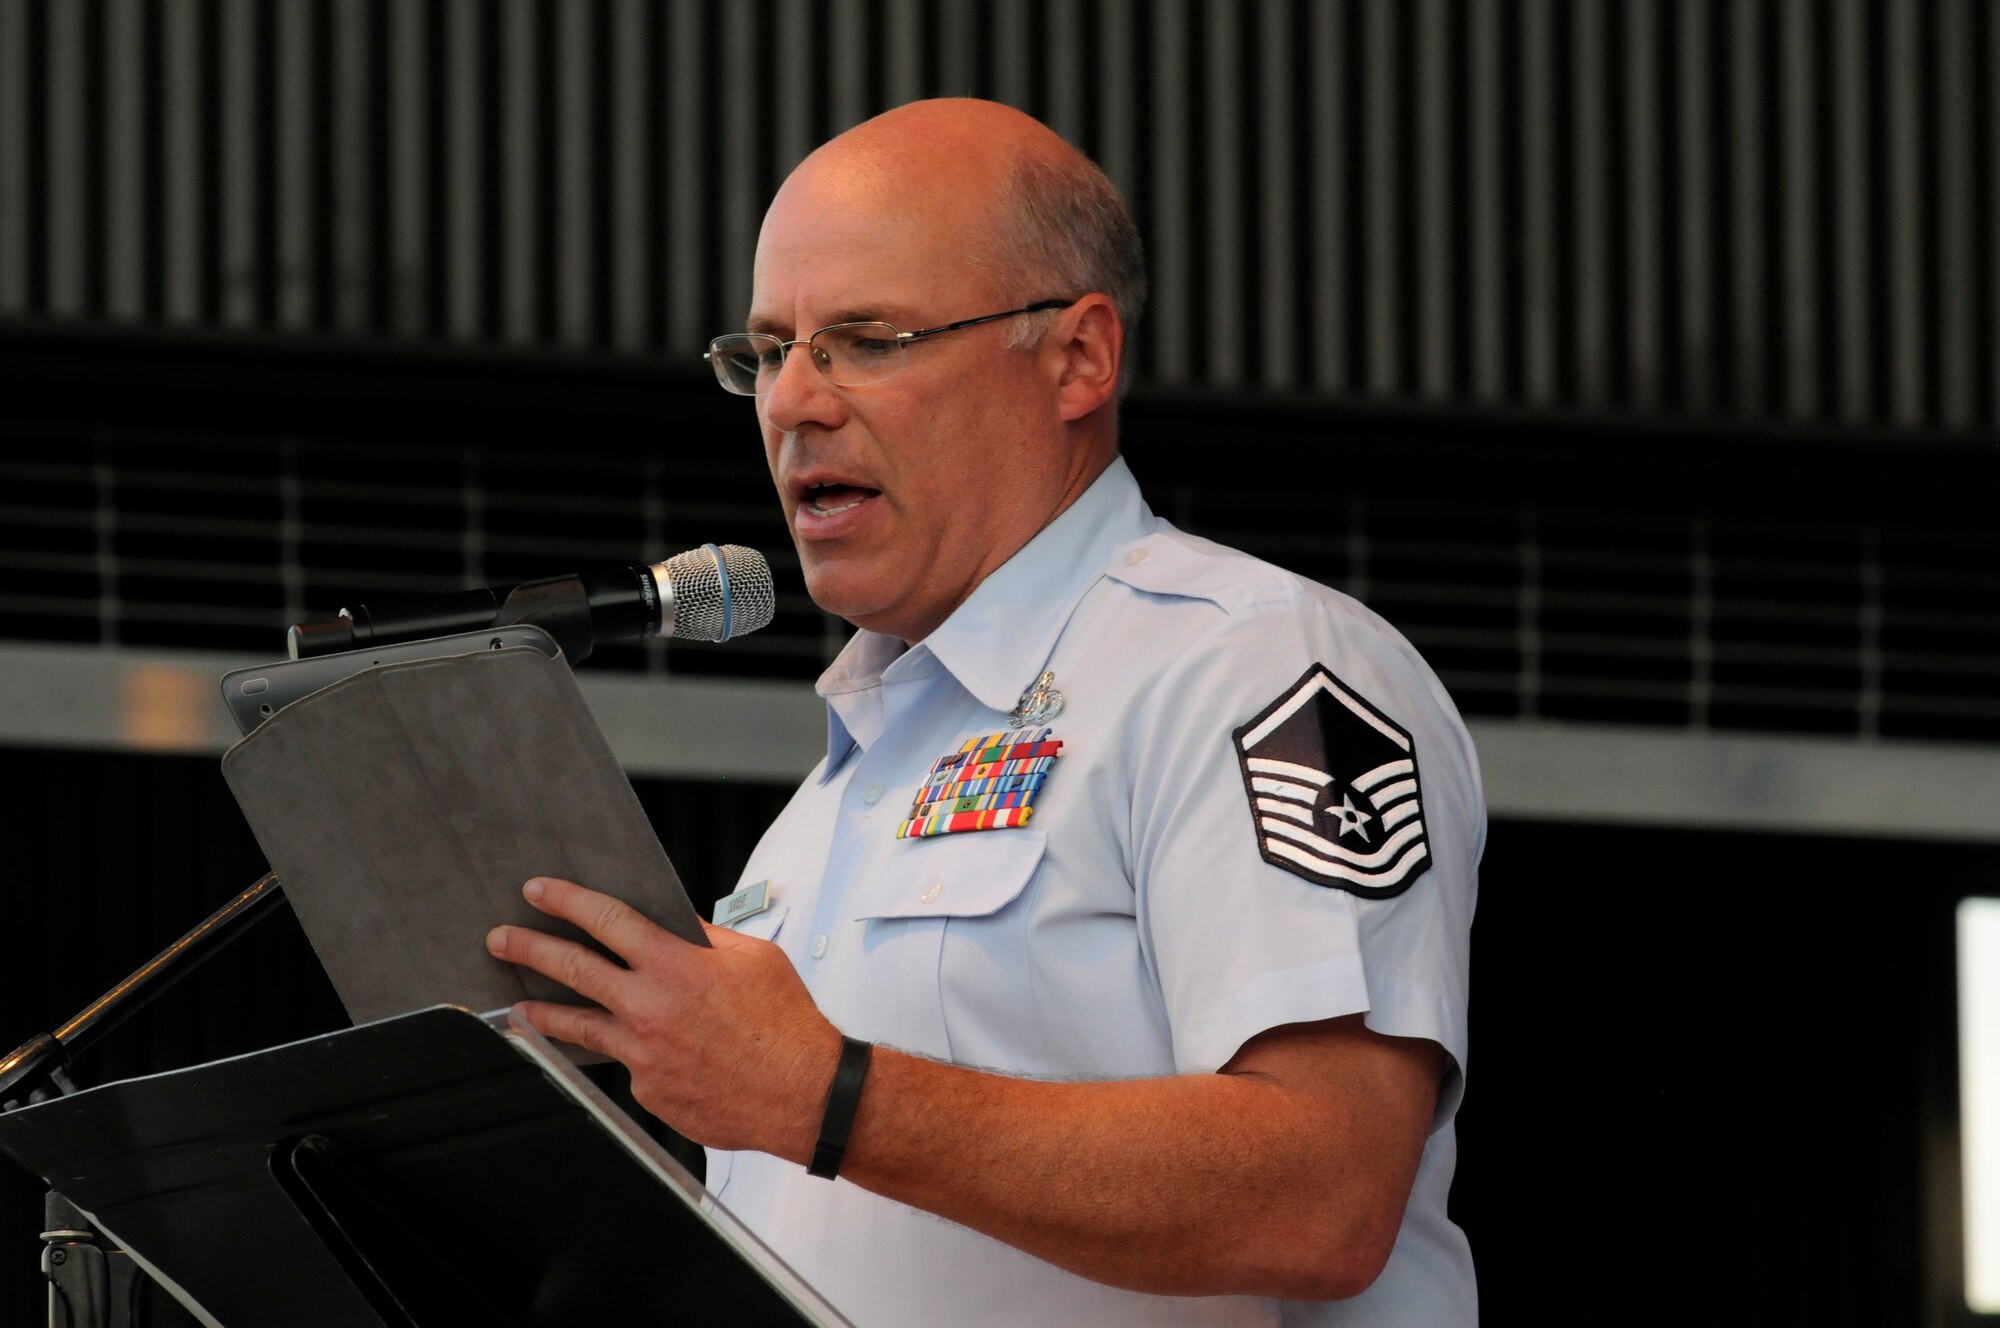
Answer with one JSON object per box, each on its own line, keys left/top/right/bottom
{"left": 901, "top": 299, "right": 1074, "bottom": 343}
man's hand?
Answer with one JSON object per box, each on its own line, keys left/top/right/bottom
{"left": 489, "top": 875, "right": 1441, "bottom": 1300}
{"left": 486, "top": 876, "right": 841, "bottom": 1161}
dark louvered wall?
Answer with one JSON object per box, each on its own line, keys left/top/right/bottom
{"left": 0, "top": 0, "right": 1993, "bottom": 433}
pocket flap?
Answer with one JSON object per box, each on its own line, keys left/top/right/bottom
{"left": 850, "top": 830, "right": 1047, "bottom": 922}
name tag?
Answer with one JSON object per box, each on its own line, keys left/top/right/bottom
{"left": 713, "top": 879, "right": 772, "bottom": 927}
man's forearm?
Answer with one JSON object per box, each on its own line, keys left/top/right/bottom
{"left": 815, "top": 1017, "right": 1441, "bottom": 1301}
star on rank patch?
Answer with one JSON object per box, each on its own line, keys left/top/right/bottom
{"left": 1232, "top": 664, "right": 1432, "bottom": 899}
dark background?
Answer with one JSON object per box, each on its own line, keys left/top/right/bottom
{"left": 3, "top": 0, "right": 1997, "bottom": 1322}
{"left": 3, "top": 745, "right": 1991, "bottom": 1326}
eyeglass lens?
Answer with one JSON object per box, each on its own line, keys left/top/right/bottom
{"left": 710, "top": 323, "right": 905, "bottom": 395}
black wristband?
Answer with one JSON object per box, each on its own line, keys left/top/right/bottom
{"left": 808, "top": 1036, "right": 873, "bottom": 1180}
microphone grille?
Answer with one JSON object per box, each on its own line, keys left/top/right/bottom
{"left": 664, "top": 544, "right": 775, "bottom": 642}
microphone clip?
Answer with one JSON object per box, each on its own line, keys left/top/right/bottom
{"left": 493, "top": 575, "right": 599, "bottom": 664}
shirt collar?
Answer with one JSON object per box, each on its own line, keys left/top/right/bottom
{"left": 921, "top": 455, "right": 1151, "bottom": 713}
{"left": 815, "top": 455, "right": 1153, "bottom": 773}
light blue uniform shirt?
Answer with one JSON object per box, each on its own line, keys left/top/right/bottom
{"left": 709, "top": 458, "right": 1481, "bottom": 1327}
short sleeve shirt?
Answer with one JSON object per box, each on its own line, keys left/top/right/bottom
{"left": 706, "top": 457, "right": 1482, "bottom": 1327}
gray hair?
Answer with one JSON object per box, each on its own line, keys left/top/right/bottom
{"left": 983, "top": 151, "right": 1148, "bottom": 393}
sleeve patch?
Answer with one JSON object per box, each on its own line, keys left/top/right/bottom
{"left": 1232, "top": 664, "right": 1432, "bottom": 899}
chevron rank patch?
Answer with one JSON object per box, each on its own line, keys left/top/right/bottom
{"left": 1233, "top": 665, "right": 1431, "bottom": 898}
{"left": 897, "top": 728, "right": 1063, "bottom": 839}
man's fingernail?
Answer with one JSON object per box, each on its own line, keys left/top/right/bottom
{"left": 524, "top": 878, "right": 545, "bottom": 900}
{"left": 486, "top": 926, "right": 508, "bottom": 953}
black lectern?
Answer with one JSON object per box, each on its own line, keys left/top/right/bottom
{"left": 0, "top": 1006, "right": 850, "bottom": 1327}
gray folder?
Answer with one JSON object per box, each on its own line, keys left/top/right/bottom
{"left": 221, "top": 643, "right": 707, "bottom": 1042}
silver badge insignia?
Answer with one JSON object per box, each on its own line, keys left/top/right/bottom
{"left": 1007, "top": 670, "right": 1064, "bottom": 728}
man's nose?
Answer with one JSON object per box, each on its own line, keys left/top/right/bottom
{"left": 760, "top": 341, "right": 845, "bottom": 433}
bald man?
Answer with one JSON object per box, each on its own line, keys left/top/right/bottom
{"left": 488, "top": 100, "right": 1481, "bottom": 1326}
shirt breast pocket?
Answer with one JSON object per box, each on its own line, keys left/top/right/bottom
{"left": 848, "top": 830, "right": 1047, "bottom": 1068}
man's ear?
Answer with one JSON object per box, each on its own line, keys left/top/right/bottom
{"left": 1052, "top": 295, "right": 1123, "bottom": 422}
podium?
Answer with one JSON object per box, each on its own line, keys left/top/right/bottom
{"left": 0, "top": 1006, "right": 851, "bottom": 1327}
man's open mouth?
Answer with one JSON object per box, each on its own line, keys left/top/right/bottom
{"left": 803, "top": 483, "right": 879, "bottom": 517}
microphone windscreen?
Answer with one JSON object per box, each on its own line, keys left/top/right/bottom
{"left": 662, "top": 544, "right": 775, "bottom": 642}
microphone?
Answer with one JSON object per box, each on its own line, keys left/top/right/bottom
{"left": 285, "top": 544, "right": 775, "bottom": 662}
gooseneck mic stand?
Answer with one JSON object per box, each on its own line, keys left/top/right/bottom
{"left": 1, "top": 871, "right": 289, "bottom": 1327}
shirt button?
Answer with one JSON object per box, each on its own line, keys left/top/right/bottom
{"left": 862, "top": 784, "right": 883, "bottom": 805}
{"left": 811, "top": 934, "right": 829, "bottom": 959}
{"left": 919, "top": 882, "right": 942, "bottom": 905}
{"left": 1124, "top": 547, "right": 1149, "bottom": 566}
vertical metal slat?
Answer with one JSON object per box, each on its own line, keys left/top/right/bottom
{"left": 1677, "top": 0, "right": 1715, "bottom": 414}
{"left": 990, "top": 0, "right": 1033, "bottom": 114}
{"left": 1572, "top": 0, "right": 1610, "bottom": 406}
{"left": 771, "top": 0, "right": 815, "bottom": 177}
{"left": 500, "top": 0, "right": 539, "bottom": 343}
{"left": 1779, "top": 0, "right": 1820, "bottom": 419}
{"left": 884, "top": 0, "right": 924, "bottom": 109}
{"left": 555, "top": 0, "right": 593, "bottom": 344}
{"left": 663, "top": 0, "right": 704, "bottom": 346}
{"left": 45, "top": 0, "right": 85, "bottom": 315}
{"left": 1202, "top": 0, "right": 1244, "bottom": 387}
{"left": 0, "top": 0, "right": 25, "bottom": 313}
{"left": 1361, "top": 0, "right": 1400, "bottom": 395}
{"left": 1148, "top": 0, "right": 1191, "bottom": 382}
{"left": 330, "top": 0, "right": 373, "bottom": 335}
{"left": 275, "top": 0, "right": 313, "bottom": 330}
{"left": 1467, "top": 0, "right": 1504, "bottom": 401}
{"left": 609, "top": 0, "right": 649, "bottom": 350}
{"left": 1990, "top": 0, "right": 2000, "bottom": 430}
{"left": 444, "top": 0, "right": 483, "bottom": 340}
{"left": 100, "top": 0, "right": 145, "bottom": 321}
{"left": 387, "top": 0, "right": 428, "bottom": 338}
{"left": 1857, "top": 524, "right": 1882, "bottom": 738}
{"left": 1308, "top": 0, "right": 1346, "bottom": 392}
{"left": 1043, "top": 0, "right": 1084, "bottom": 147}
{"left": 1625, "top": 0, "right": 1662, "bottom": 410}
{"left": 1519, "top": 0, "right": 1558, "bottom": 403}
{"left": 219, "top": 0, "right": 259, "bottom": 328}
{"left": 826, "top": 1, "right": 866, "bottom": 135}
{"left": 1727, "top": 0, "right": 1767, "bottom": 415}
{"left": 936, "top": 0, "right": 975, "bottom": 99}
{"left": 1689, "top": 514, "right": 1713, "bottom": 728}
{"left": 1517, "top": 508, "right": 1542, "bottom": 720}
{"left": 1091, "top": 3, "right": 1138, "bottom": 371}
{"left": 1091, "top": 2, "right": 1137, "bottom": 252}
{"left": 162, "top": 0, "right": 204, "bottom": 324}
{"left": 1831, "top": 0, "right": 1873, "bottom": 423}
{"left": 1256, "top": 0, "right": 1297, "bottom": 392}
{"left": 716, "top": 2, "right": 758, "bottom": 331}
{"left": 1414, "top": 0, "right": 1452, "bottom": 400}
{"left": 1883, "top": 0, "right": 1924, "bottom": 426}
{"left": 1933, "top": 0, "right": 1975, "bottom": 429}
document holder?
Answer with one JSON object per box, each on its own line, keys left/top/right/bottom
{"left": 218, "top": 640, "right": 711, "bottom": 1043}
{"left": 0, "top": 1005, "right": 852, "bottom": 1327}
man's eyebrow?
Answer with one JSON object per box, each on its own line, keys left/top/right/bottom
{"left": 825, "top": 307, "right": 902, "bottom": 327}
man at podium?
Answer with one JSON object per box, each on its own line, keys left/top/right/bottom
{"left": 487, "top": 98, "right": 1481, "bottom": 1327}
